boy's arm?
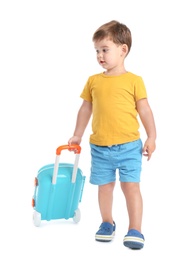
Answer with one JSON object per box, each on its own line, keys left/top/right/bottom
{"left": 68, "top": 100, "right": 92, "bottom": 145}
{"left": 136, "top": 98, "right": 156, "bottom": 160}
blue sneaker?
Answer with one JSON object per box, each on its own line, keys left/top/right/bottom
{"left": 123, "top": 229, "right": 145, "bottom": 249}
{"left": 95, "top": 221, "right": 116, "bottom": 242}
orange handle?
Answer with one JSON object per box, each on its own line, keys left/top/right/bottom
{"left": 56, "top": 144, "right": 81, "bottom": 155}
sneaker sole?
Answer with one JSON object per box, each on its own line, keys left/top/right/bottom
{"left": 123, "top": 236, "right": 144, "bottom": 249}
{"left": 95, "top": 231, "right": 115, "bottom": 242}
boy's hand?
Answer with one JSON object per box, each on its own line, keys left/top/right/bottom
{"left": 142, "top": 138, "right": 156, "bottom": 161}
{"left": 68, "top": 136, "right": 82, "bottom": 152}
{"left": 68, "top": 135, "right": 82, "bottom": 145}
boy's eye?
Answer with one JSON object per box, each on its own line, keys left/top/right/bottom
{"left": 95, "top": 48, "right": 109, "bottom": 54}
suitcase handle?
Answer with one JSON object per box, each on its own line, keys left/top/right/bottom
{"left": 56, "top": 144, "right": 81, "bottom": 155}
{"left": 52, "top": 144, "right": 81, "bottom": 184}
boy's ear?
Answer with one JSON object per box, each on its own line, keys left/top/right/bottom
{"left": 122, "top": 44, "right": 128, "bottom": 56}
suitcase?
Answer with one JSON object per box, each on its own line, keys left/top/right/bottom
{"left": 32, "top": 144, "right": 86, "bottom": 227}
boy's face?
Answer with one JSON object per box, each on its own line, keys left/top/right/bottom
{"left": 94, "top": 38, "right": 126, "bottom": 71}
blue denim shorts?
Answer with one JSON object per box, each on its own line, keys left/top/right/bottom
{"left": 90, "top": 139, "right": 143, "bottom": 185}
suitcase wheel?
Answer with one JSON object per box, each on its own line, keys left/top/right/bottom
{"left": 33, "top": 210, "right": 41, "bottom": 227}
{"left": 73, "top": 208, "right": 81, "bottom": 223}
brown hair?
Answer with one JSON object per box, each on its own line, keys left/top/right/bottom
{"left": 92, "top": 20, "right": 132, "bottom": 56}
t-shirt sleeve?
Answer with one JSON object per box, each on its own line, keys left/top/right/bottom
{"left": 80, "top": 77, "right": 92, "bottom": 102}
{"left": 134, "top": 76, "right": 147, "bottom": 101}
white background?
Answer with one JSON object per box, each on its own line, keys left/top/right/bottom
{"left": 0, "top": 0, "right": 194, "bottom": 259}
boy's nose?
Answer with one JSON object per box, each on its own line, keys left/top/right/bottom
{"left": 97, "top": 52, "right": 103, "bottom": 58}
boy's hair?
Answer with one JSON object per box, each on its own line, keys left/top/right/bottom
{"left": 92, "top": 20, "right": 132, "bottom": 56}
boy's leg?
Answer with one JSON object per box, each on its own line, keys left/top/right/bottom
{"left": 98, "top": 182, "right": 115, "bottom": 224}
{"left": 120, "top": 182, "right": 143, "bottom": 232}
{"left": 95, "top": 182, "right": 116, "bottom": 242}
{"left": 121, "top": 182, "right": 145, "bottom": 249}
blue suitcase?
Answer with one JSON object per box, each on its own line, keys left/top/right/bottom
{"left": 32, "top": 144, "right": 86, "bottom": 227}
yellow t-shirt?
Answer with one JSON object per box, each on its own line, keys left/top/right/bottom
{"left": 80, "top": 72, "right": 147, "bottom": 146}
